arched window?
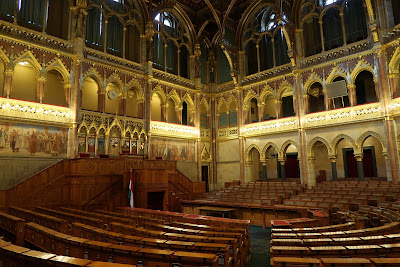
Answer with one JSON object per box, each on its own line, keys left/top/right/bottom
{"left": 355, "top": 71, "right": 377, "bottom": 105}
{"left": 0, "top": 0, "right": 16, "bottom": 22}
{"left": 18, "top": 0, "right": 45, "bottom": 31}
{"left": 229, "top": 101, "right": 237, "bottom": 127}
{"left": 387, "top": 0, "right": 400, "bottom": 27}
{"left": 331, "top": 76, "right": 350, "bottom": 108}
{"left": 167, "top": 98, "right": 178, "bottom": 124}
{"left": 250, "top": 98, "right": 258, "bottom": 123}
{"left": 308, "top": 82, "right": 325, "bottom": 113}
{"left": 107, "top": 15, "right": 123, "bottom": 56}
{"left": 282, "top": 95, "right": 295, "bottom": 117}
{"left": 218, "top": 47, "right": 232, "bottom": 84}
{"left": 300, "top": 0, "right": 368, "bottom": 56}
{"left": 0, "top": 60, "right": 4, "bottom": 97}
{"left": 43, "top": 70, "right": 67, "bottom": 107}
{"left": 153, "top": 11, "right": 190, "bottom": 78}
{"left": 81, "top": 77, "right": 99, "bottom": 111}
{"left": 263, "top": 96, "right": 276, "bottom": 120}
{"left": 151, "top": 93, "right": 162, "bottom": 121}
{"left": 125, "top": 24, "right": 141, "bottom": 62}
{"left": 86, "top": 7, "right": 104, "bottom": 47}
{"left": 11, "top": 62, "right": 37, "bottom": 102}
{"left": 243, "top": 5, "right": 290, "bottom": 75}
{"left": 46, "top": 0, "right": 69, "bottom": 39}
{"left": 199, "top": 43, "right": 207, "bottom": 84}
{"left": 182, "top": 101, "right": 188, "bottom": 125}
{"left": 105, "top": 83, "right": 119, "bottom": 114}
{"left": 126, "top": 89, "right": 138, "bottom": 118}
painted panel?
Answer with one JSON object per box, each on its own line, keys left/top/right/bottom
{"left": 0, "top": 122, "right": 68, "bottom": 157}
{"left": 219, "top": 112, "right": 228, "bottom": 128}
{"left": 150, "top": 137, "right": 195, "bottom": 161}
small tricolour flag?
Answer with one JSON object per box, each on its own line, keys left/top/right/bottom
{"left": 128, "top": 169, "right": 134, "bottom": 208}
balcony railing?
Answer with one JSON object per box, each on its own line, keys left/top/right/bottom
{"left": 151, "top": 121, "right": 198, "bottom": 139}
{"left": 241, "top": 117, "right": 297, "bottom": 136}
{"left": 304, "top": 103, "right": 382, "bottom": 128}
{"left": 0, "top": 97, "right": 73, "bottom": 125}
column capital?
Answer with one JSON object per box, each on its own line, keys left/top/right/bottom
{"left": 245, "top": 160, "right": 253, "bottom": 166}
{"left": 329, "top": 156, "right": 337, "bottom": 162}
{"left": 354, "top": 153, "right": 363, "bottom": 161}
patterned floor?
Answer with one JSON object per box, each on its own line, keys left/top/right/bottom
{"left": 248, "top": 225, "right": 271, "bottom": 267}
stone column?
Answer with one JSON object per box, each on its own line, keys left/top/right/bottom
{"left": 98, "top": 92, "right": 105, "bottom": 112}
{"left": 144, "top": 78, "right": 152, "bottom": 158}
{"left": 67, "top": 58, "right": 81, "bottom": 159}
{"left": 348, "top": 84, "right": 357, "bottom": 106}
{"left": 384, "top": 153, "right": 393, "bottom": 182}
{"left": 373, "top": 78, "right": 380, "bottom": 101}
{"left": 161, "top": 104, "right": 167, "bottom": 122}
{"left": 276, "top": 100, "right": 282, "bottom": 119}
{"left": 64, "top": 83, "right": 71, "bottom": 107}
{"left": 119, "top": 96, "right": 126, "bottom": 116}
{"left": 195, "top": 93, "right": 202, "bottom": 182}
{"left": 4, "top": 68, "right": 14, "bottom": 98}
{"left": 176, "top": 107, "right": 183, "bottom": 124}
{"left": 245, "top": 160, "right": 253, "bottom": 183}
{"left": 243, "top": 107, "right": 249, "bottom": 124}
{"left": 36, "top": 76, "right": 46, "bottom": 103}
{"left": 354, "top": 154, "right": 365, "bottom": 181}
{"left": 236, "top": 89, "right": 245, "bottom": 184}
{"left": 137, "top": 100, "right": 144, "bottom": 119}
{"left": 307, "top": 157, "right": 316, "bottom": 187}
{"left": 389, "top": 73, "right": 400, "bottom": 98}
{"left": 261, "top": 160, "right": 267, "bottom": 181}
{"left": 323, "top": 90, "right": 331, "bottom": 111}
{"left": 377, "top": 50, "right": 399, "bottom": 183}
{"left": 303, "top": 94, "right": 309, "bottom": 114}
{"left": 279, "top": 158, "right": 286, "bottom": 181}
{"left": 105, "top": 134, "right": 110, "bottom": 155}
{"left": 211, "top": 97, "right": 217, "bottom": 188}
{"left": 329, "top": 156, "right": 338, "bottom": 181}
{"left": 258, "top": 103, "right": 264, "bottom": 122}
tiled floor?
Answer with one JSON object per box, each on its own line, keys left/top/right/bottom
{"left": 248, "top": 225, "right": 271, "bottom": 267}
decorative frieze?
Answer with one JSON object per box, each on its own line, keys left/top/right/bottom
{"left": 150, "top": 121, "right": 198, "bottom": 139}
{"left": 153, "top": 69, "right": 195, "bottom": 89}
{"left": 0, "top": 98, "right": 73, "bottom": 125}
{"left": 304, "top": 103, "right": 382, "bottom": 128}
{"left": 241, "top": 117, "right": 297, "bottom": 136}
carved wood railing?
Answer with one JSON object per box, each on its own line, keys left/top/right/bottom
{"left": 2, "top": 159, "right": 70, "bottom": 207}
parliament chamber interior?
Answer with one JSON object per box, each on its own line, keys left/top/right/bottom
{"left": 0, "top": 0, "right": 400, "bottom": 266}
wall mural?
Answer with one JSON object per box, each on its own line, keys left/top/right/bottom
{"left": 0, "top": 122, "right": 68, "bottom": 157}
{"left": 150, "top": 137, "right": 195, "bottom": 161}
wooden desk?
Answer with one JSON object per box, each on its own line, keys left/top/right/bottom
{"left": 199, "top": 206, "right": 234, "bottom": 218}
{"left": 321, "top": 257, "right": 371, "bottom": 266}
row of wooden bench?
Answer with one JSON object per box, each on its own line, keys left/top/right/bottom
{"left": 0, "top": 238, "right": 136, "bottom": 267}
{"left": 271, "top": 256, "right": 400, "bottom": 266}
{"left": 0, "top": 209, "right": 226, "bottom": 267}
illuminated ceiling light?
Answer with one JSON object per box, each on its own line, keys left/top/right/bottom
{"left": 18, "top": 61, "right": 29, "bottom": 66}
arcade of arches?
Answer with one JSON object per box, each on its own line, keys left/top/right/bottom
{"left": 0, "top": 0, "right": 400, "bottom": 192}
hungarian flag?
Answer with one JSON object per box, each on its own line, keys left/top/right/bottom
{"left": 128, "top": 169, "right": 134, "bottom": 208}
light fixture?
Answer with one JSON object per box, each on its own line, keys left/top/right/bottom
{"left": 17, "top": 61, "right": 29, "bottom": 66}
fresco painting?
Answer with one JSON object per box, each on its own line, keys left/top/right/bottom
{"left": 150, "top": 137, "right": 195, "bottom": 161}
{"left": 0, "top": 122, "right": 68, "bottom": 157}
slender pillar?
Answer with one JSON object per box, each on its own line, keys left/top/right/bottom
{"left": 176, "top": 107, "right": 183, "bottom": 124}
{"left": 137, "top": 101, "right": 144, "bottom": 118}
{"left": 373, "top": 78, "right": 380, "bottom": 101}
{"left": 236, "top": 89, "right": 245, "bottom": 184}
{"left": 389, "top": 73, "right": 400, "bottom": 98}
{"left": 195, "top": 93, "right": 202, "bottom": 182}
{"left": 211, "top": 97, "right": 217, "bottom": 188}
{"left": 307, "top": 157, "right": 317, "bottom": 187}
{"left": 340, "top": 12, "right": 347, "bottom": 45}
{"left": 144, "top": 78, "right": 152, "bottom": 157}
{"left": 329, "top": 156, "right": 338, "bottom": 181}
{"left": 161, "top": 104, "right": 167, "bottom": 122}
{"left": 245, "top": 161, "right": 253, "bottom": 183}
{"left": 279, "top": 160, "right": 286, "bottom": 182}
{"left": 303, "top": 94, "right": 309, "bottom": 114}
{"left": 355, "top": 154, "right": 365, "bottom": 181}
{"left": 377, "top": 50, "right": 399, "bottom": 183}
{"left": 4, "top": 68, "right": 14, "bottom": 98}
{"left": 275, "top": 100, "right": 282, "bottom": 119}
{"left": 36, "top": 76, "right": 46, "bottom": 103}
{"left": 64, "top": 83, "right": 71, "bottom": 107}
{"left": 98, "top": 92, "right": 105, "bottom": 112}
{"left": 119, "top": 97, "right": 126, "bottom": 116}
{"left": 348, "top": 84, "right": 357, "bottom": 106}
{"left": 261, "top": 160, "right": 267, "bottom": 181}
{"left": 319, "top": 20, "right": 325, "bottom": 52}
{"left": 258, "top": 104, "right": 264, "bottom": 122}
{"left": 384, "top": 154, "right": 393, "bottom": 182}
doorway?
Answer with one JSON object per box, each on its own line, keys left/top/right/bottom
{"left": 285, "top": 153, "right": 300, "bottom": 178}
{"left": 202, "top": 166, "right": 209, "bottom": 192}
{"left": 343, "top": 147, "right": 377, "bottom": 178}
{"left": 147, "top": 191, "right": 165, "bottom": 211}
